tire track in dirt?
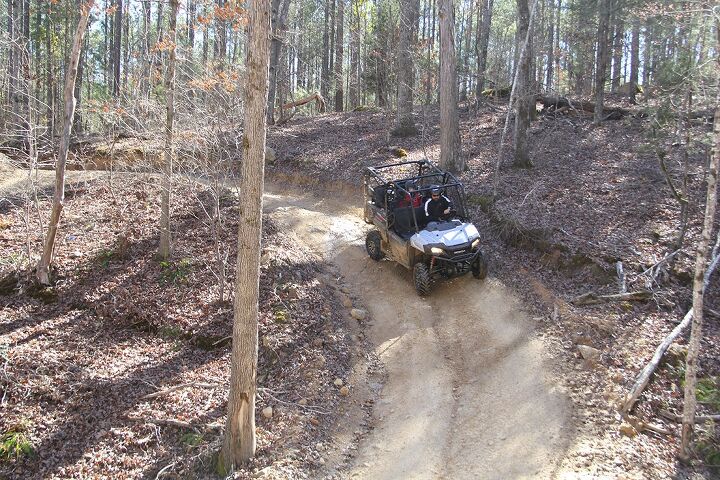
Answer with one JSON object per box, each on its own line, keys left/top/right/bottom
{"left": 265, "top": 185, "right": 574, "bottom": 479}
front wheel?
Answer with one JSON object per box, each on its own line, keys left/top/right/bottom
{"left": 413, "top": 263, "right": 431, "bottom": 296}
{"left": 366, "top": 230, "right": 384, "bottom": 261}
{"left": 472, "top": 253, "right": 488, "bottom": 280}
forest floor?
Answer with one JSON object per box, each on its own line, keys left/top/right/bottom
{"left": 0, "top": 96, "right": 719, "bottom": 479}
{"left": 264, "top": 97, "right": 720, "bottom": 479}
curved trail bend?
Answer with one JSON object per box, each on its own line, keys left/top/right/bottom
{"left": 0, "top": 164, "right": 573, "bottom": 478}
{"left": 264, "top": 185, "right": 572, "bottom": 479}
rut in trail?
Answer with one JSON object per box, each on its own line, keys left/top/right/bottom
{"left": 264, "top": 185, "right": 572, "bottom": 479}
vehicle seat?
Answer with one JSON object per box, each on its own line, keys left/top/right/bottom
{"left": 372, "top": 184, "right": 387, "bottom": 207}
{"left": 392, "top": 206, "right": 427, "bottom": 238}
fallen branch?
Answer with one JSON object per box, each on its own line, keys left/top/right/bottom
{"left": 536, "top": 95, "right": 631, "bottom": 119}
{"left": 616, "top": 261, "right": 626, "bottom": 294}
{"left": 622, "top": 233, "right": 720, "bottom": 414}
{"left": 621, "top": 309, "right": 694, "bottom": 413}
{"left": 639, "top": 421, "right": 673, "bottom": 436}
{"left": 257, "top": 387, "right": 330, "bottom": 415}
{"left": 572, "top": 290, "right": 651, "bottom": 306}
{"left": 127, "top": 416, "right": 196, "bottom": 430}
{"left": 282, "top": 92, "right": 326, "bottom": 111}
{"left": 142, "top": 382, "right": 216, "bottom": 400}
{"left": 659, "top": 410, "right": 720, "bottom": 423}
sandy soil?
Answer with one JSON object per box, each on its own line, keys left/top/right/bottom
{"left": 263, "top": 184, "right": 573, "bottom": 479}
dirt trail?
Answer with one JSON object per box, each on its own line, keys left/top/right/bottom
{"left": 264, "top": 185, "right": 573, "bottom": 479}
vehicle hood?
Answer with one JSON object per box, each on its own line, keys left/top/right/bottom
{"left": 410, "top": 222, "right": 479, "bottom": 250}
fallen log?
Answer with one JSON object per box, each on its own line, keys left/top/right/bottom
{"left": 571, "top": 290, "right": 651, "bottom": 306}
{"left": 536, "top": 95, "right": 631, "bottom": 120}
{"left": 621, "top": 232, "right": 720, "bottom": 414}
{"left": 621, "top": 309, "right": 693, "bottom": 413}
{"left": 142, "top": 382, "right": 216, "bottom": 400}
{"left": 127, "top": 416, "right": 196, "bottom": 430}
{"left": 659, "top": 410, "right": 720, "bottom": 423}
{"left": 282, "top": 92, "right": 326, "bottom": 112}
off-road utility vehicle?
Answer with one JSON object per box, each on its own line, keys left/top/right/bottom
{"left": 363, "top": 159, "right": 488, "bottom": 296}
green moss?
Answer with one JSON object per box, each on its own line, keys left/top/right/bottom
{"left": 697, "top": 377, "right": 720, "bottom": 410}
{"left": 158, "top": 325, "right": 184, "bottom": 339}
{"left": 180, "top": 432, "right": 204, "bottom": 447}
{"left": 159, "top": 258, "right": 193, "bottom": 285}
{"left": 0, "top": 426, "right": 34, "bottom": 461}
{"left": 391, "top": 124, "right": 419, "bottom": 137}
{"left": 466, "top": 194, "right": 494, "bottom": 213}
{"left": 273, "top": 308, "right": 289, "bottom": 323}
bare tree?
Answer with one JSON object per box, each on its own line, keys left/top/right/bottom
{"left": 439, "top": 0, "right": 462, "bottom": 172}
{"left": 321, "top": 0, "right": 331, "bottom": 103}
{"left": 628, "top": 20, "right": 640, "bottom": 103}
{"left": 394, "top": 0, "right": 419, "bottom": 136}
{"left": 159, "top": 0, "right": 179, "bottom": 260}
{"left": 680, "top": 55, "right": 720, "bottom": 460}
{"left": 474, "top": 0, "right": 493, "bottom": 100}
{"left": 267, "top": 0, "right": 292, "bottom": 124}
{"left": 112, "top": 0, "right": 122, "bottom": 96}
{"left": 610, "top": 2, "right": 624, "bottom": 93}
{"left": 218, "top": 0, "right": 271, "bottom": 469}
{"left": 513, "top": 0, "right": 532, "bottom": 168}
{"left": 36, "top": 3, "right": 92, "bottom": 285}
{"left": 334, "top": 0, "right": 345, "bottom": 111}
{"left": 593, "top": 0, "right": 610, "bottom": 125}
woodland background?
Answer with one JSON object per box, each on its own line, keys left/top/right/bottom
{"left": 1, "top": 0, "right": 720, "bottom": 477}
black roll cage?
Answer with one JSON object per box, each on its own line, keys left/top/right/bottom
{"left": 364, "top": 159, "right": 469, "bottom": 233}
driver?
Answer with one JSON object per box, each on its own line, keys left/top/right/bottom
{"left": 424, "top": 187, "right": 452, "bottom": 221}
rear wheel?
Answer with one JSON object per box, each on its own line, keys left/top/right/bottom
{"left": 472, "top": 253, "right": 488, "bottom": 280}
{"left": 366, "top": 230, "right": 384, "bottom": 261}
{"left": 413, "top": 263, "right": 431, "bottom": 296}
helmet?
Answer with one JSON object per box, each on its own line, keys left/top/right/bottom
{"left": 405, "top": 180, "right": 416, "bottom": 191}
{"left": 430, "top": 186, "right": 442, "bottom": 195}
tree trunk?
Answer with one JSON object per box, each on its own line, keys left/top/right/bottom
{"left": 629, "top": 20, "right": 640, "bottom": 103}
{"left": 425, "top": 0, "right": 436, "bottom": 105}
{"left": 545, "top": 0, "right": 554, "bottom": 91}
{"left": 513, "top": 0, "right": 531, "bottom": 168}
{"left": 642, "top": 22, "right": 652, "bottom": 87}
{"left": 553, "top": 0, "right": 560, "bottom": 89}
{"left": 474, "top": 0, "right": 493, "bottom": 98}
{"left": 188, "top": 0, "right": 196, "bottom": 53}
{"left": 159, "top": 0, "right": 179, "bottom": 260}
{"left": 218, "top": 0, "right": 270, "bottom": 469}
{"left": 610, "top": 7, "right": 624, "bottom": 93}
{"left": 349, "top": 0, "right": 360, "bottom": 108}
{"left": 45, "top": 6, "right": 54, "bottom": 142}
{"left": 20, "top": 0, "right": 30, "bottom": 144}
{"left": 680, "top": 40, "right": 720, "bottom": 460}
{"left": 7, "top": 0, "right": 17, "bottom": 136}
{"left": 593, "top": 0, "right": 610, "bottom": 125}
{"left": 394, "top": 0, "right": 418, "bottom": 135}
{"left": 122, "top": 0, "right": 129, "bottom": 91}
{"left": 321, "top": 0, "right": 331, "bottom": 101}
{"left": 439, "top": 0, "right": 462, "bottom": 172}
{"left": 202, "top": 6, "right": 209, "bottom": 68}
{"left": 141, "top": 0, "right": 151, "bottom": 97}
{"left": 334, "top": 0, "right": 345, "bottom": 111}
{"left": 375, "top": 0, "right": 388, "bottom": 107}
{"left": 73, "top": 34, "right": 87, "bottom": 134}
{"left": 267, "top": 0, "right": 291, "bottom": 124}
{"left": 214, "top": 0, "right": 227, "bottom": 67}
{"left": 36, "top": 6, "right": 91, "bottom": 285}
{"left": 112, "top": 0, "right": 122, "bottom": 96}
{"left": 460, "top": 4, "right": 472, "bottom": 100}
{"left": 157, "top": 0, "right": 165, "bottom": 52}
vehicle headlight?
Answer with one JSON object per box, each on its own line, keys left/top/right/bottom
{"left": 471, "top": 238, "right": 481, "bottom": 249}
{"left": 430, "top": 247, "right": 445, "bottom": 255}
